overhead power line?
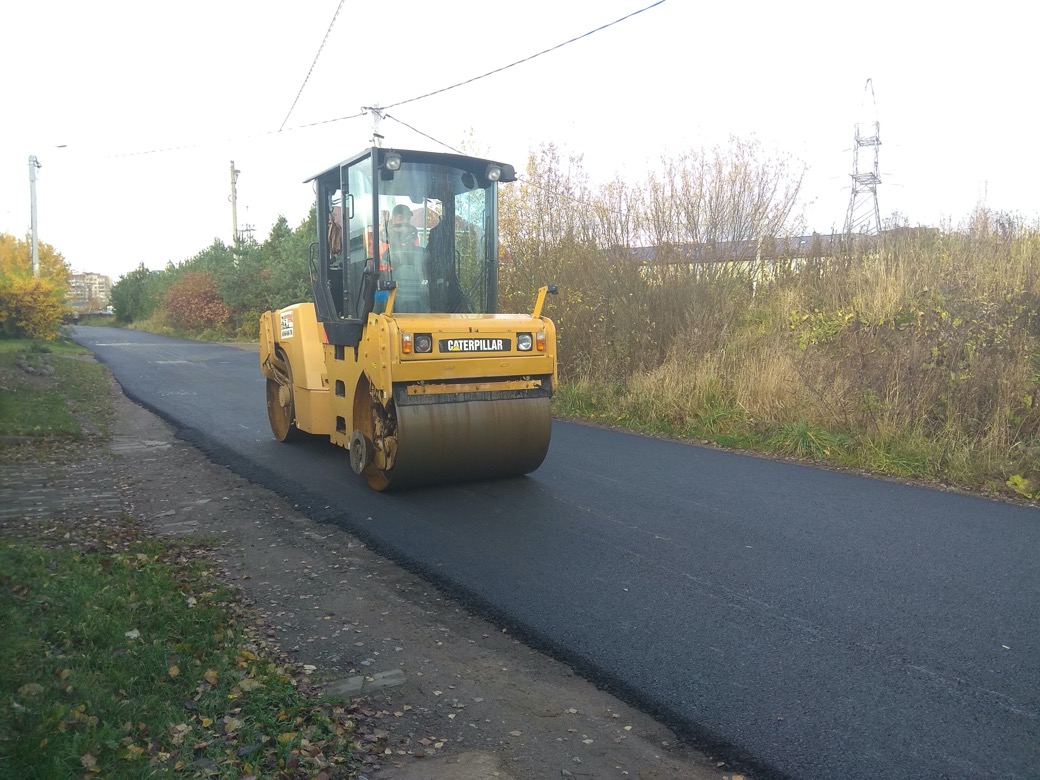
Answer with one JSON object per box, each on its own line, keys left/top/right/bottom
{"left": 110, "top": 110, "right": 366, "bottom": 159}
{"left": 382, "top": 114, "right": 463, "bottom": 155}
{"left": 279, "top": 0, "right": 346, "bottom": 131}
{"left": 383, "top": 0, "right": 667, "bottom": 111}
{"left": 109, "top": 1, "right": 667, "bottom": 159}
{"left": 381, "top": 112, "right": 636, "bottom": 223}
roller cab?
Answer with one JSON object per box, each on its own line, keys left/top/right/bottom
{"left": 260, "top": 147, "right": 557, "bottom": 490}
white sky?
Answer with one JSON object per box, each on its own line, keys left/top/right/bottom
{"left": 1, "top": 0, "right": 1037, "bottom": 281}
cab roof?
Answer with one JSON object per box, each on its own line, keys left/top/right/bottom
{"left": 305, "top": 147, "right": 517, "bottom": 185}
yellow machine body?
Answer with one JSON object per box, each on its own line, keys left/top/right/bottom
{"left": 259, "top": 147, "right": 557, "bottom": 490}
{"left": 260, "top": 295, "right": 557, "bottom": 490}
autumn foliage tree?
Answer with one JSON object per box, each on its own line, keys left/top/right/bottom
{"left": 0, "top": 232, "right": 70, "bottom": 340}
{"left": 162, "top": 270, "right": 229, "bottom": 332}
{"left": 0, "top": 232, "right": 71, "bottom": 287}
{"left": 0, "top": 276, "right": 68, "bottom": 339}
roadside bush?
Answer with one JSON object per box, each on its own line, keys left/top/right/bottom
{"left": 0, "top": 276, "right": 69, "bottom": 340}
{"left": 162, "top": 271, "right": 229, "bottom": 333}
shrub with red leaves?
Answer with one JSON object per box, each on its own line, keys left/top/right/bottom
{"left": 163, "top": 271, "right": 229, "bottom": 332}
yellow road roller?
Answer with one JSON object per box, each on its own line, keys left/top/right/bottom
{"left": 259, "top": 147, "right": 557, "bottom": 490}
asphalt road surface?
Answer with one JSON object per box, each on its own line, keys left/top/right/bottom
{"left": 73, "top": 326, "right": 1040, "bottom": 780}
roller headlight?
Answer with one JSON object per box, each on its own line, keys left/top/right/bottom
{"left": 486, "top": 164, "right": 502, "bottom": 182}
{"left": 517, "top": 332, "right": 533, "bottom": 352}
{"left": 414, "top": 333, "right": 433, "bottom": 353}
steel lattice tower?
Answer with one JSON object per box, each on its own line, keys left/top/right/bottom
{"left": 844, "top": 119, "right": 882, "bottom": 235}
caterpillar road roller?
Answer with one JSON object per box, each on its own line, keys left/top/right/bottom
{"left": 259, "top": 147, "right": 557, "bottom": 490}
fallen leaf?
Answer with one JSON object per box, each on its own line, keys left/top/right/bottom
{"left": 125, "top": 629, "right": 140, "bottom": 640}
{"left": 203, "top": 669, "right": 218, "bottom": 685}
{"left": 81, "top": 753, "right": 97, "bottom": 769}
{"left": 18, "top": 683, "right": 44, "bottom": 698}
{"left": 168, "top": 666, "right": 180, "bottom": 678}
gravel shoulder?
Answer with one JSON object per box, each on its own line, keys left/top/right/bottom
{"left": 5, "top": 363, "right": 747, "bottom": 780}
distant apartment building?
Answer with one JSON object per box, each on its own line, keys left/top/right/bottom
{"left": 68, "top": 271, "right": 113, "bottom": 313}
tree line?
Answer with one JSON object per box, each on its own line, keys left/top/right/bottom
{"left": 110, "top": 212, "right": 316, "bottom": 339}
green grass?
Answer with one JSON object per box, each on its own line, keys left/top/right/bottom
{"left": 765, "top": 421, "right": 850, "bottom": 461}
{"left": 552, "top": 376, "right": 1033, "bottom": 501}
{"left": 0, "top": 537, "right": 360, "bottom": 778}
{"left": 0, "top": 334, "right": 370, "bottom": 777}
{"left": 0, "top": 338, "right": 113, "bottom": 440}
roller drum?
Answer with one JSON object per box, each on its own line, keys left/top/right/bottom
{"left": 380, "top": 396, "right": 551, "bottom": 490}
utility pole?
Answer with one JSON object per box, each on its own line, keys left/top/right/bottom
{"left": 29, "top": 155, "right": 41, "bottom": 276}
{"left": 230, "top": 161, "right": 241, "bottom": 246}
{"left": 364, "top": 106, "right": 385, "bottom": 148}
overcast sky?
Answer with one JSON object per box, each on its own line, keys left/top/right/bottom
{"left": 2, "top": 0, "right": 1036, "bottom": 281}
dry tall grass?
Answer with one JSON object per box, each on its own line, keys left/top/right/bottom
{"left": 501, "top": 143, "right": 1040, "bottom": 497}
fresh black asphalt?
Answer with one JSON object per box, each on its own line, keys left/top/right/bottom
{"left": 72, "top": 327, "right": 1040, "bottom": 780}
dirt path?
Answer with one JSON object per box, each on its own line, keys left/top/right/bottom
{"left": 6, "top": 372, "right": 747, "bottom": 780}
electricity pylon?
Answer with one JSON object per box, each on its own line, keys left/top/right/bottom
{"left": 844, "top": 121, "right": 882, "bottom": 235}
{"left": 844, "top": 79, "right": 882, "bottom": 236}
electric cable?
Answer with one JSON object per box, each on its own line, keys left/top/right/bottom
{"left": 279, "top": 0, "right": 346, "bottom": 131}
{"left": 111, "top": 1, "right": 667, "bottom": 158}
{"left": 382, "top": 0, "right": 667, "bottom": 111}
{"left": 110, "top": 110, "right": 366, "bottom": 159}
{"left": 384, "top": 112, "right": 636, "bottom": 223}
{"left": 382, "top": 114, "right": 463, "bottom": 155}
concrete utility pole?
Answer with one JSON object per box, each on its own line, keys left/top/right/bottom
{"left": 29, "top": 155, "right": 41, "bottom": 276}
{"left": 230, "top": 160, "right": 241, "bottom": 246}
{"left": 364, "top": 106, "right": 385, "bottom": 148}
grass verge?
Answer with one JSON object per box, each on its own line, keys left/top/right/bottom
{"left": 552, "top": 378, "right": 1035, "bottom": 502}
{"left": 0, "top": 336, "right": 381, "bottom": 777}
{"left": 0, "top": 338, "right": 113, "bottom": 443}
{"left": 0, "top": 527, "right": 365, "bottom": 778}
